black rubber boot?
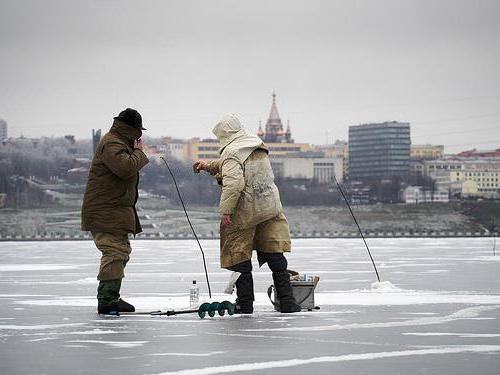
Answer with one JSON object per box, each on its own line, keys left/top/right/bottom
{"left": 97, "top": 279, "right": 135, "bottom": 314}
{"left": 273, "top": 271, "right": 301, "bottom": 313}
{"left": 98, "top": 299, "right": 135, "bottom": 314}
{"left": 97, "top": 279, "right": 121, "bottom": 304}
{"left": 234, "top": 272, "right": 254, "bottom": 314}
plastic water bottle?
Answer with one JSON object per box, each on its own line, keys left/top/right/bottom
{"left": 190, "top": 280, "right": 199, "bottom": 308}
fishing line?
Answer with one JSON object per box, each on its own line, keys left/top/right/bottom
{"left": 333, "top": 174, "right": 381, "bottom": 282}
{"left": 160, "top": 156, "right": 212, "bottom": 298}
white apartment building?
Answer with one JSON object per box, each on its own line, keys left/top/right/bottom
{"left": 271, "top": 156, "right": 343, "bottom": 184}
{"left": 403, "top": 186, "right": 449, "bottom": 204}
{"left": 423, "top": 157, "right": 500, "bottom": 198}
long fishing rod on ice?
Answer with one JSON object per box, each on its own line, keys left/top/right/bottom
{"left": 333, "top": 174, "right": 381, "bottom": 283}
{"left": 160, "top": 156, "right": 212, "bottom": 298}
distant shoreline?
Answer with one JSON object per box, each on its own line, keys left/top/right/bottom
{"left": 0, "top": 232, "right": 495, "bottom": 242}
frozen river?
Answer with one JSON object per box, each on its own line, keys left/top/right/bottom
{"left": 1, "top": 238, "right": 500, "bottom": 374}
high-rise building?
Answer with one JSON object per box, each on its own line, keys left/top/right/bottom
{"left": 92, "top": 129, "right": 101, "bottom": 155}
{"left": 0, "top": 118, "right": 7, "bottom": 141}
{"left": 348, "top": 121, "right": 411, "bottom": 181}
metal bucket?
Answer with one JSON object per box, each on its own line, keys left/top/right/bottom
{"left": 267, "top": 278, "right": 318, "bottom": 311}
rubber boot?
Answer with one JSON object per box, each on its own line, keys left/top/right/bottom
{"left": 272, "top": 271, "right": 301, "bottom": 313}
{"left": 234, "top": 272, "right": 254, "bottom": 314}
{"left": 97, "top": 279, "right": 135, "bottom": 314}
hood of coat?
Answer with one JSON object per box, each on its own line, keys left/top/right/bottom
{"left": 110, "top": 120, "right": 143, "bottom": 145}
{"left": 212, "top": 113, "right": 263, "bottom": 154}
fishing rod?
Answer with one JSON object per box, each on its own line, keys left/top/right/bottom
{"left": 333, "top": 174, "right": 381, "bottom": 283}
{"left": 492, "top": 217, "right": 496, "bottom": 257}
{"left": 160, "top": 156, "right": 212, "bottom": 298}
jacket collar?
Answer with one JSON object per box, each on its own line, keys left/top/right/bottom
{"left": 110, "top": 120, "right": 142, "bottom": 145}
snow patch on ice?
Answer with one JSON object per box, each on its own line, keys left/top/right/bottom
{"left": 148, "top": 351, "right": 225, "bottom": 357}
{"left": 36, "top": 277, "right": 98, "bottom": 285}
{"left": 0, "top": 323, "right": 85, "bottom": 330}
{"left": 244, "top": 305, "right": 500, "bottom": 333}
{"left": 0, "top": 294, "right": 54, "bottom": 298}
{"left": 148, "top": 345, "right": 500, "bottom": 375}
{"left": 370, "top": 280, "right": 402, "bottom": 292}
{"left": 15, "top": 296, "right": 95, "bottom": 307}
{"left": 27, "top": 337, "right": 58, "bottom": 342}
{"left": 156, "top": 334, "right": 197, "bottom": 338}
{"left": 14, "top": 294, "right": 236, "bottom": 310}
{"left": 11, "top": 288, "right": 500, "bottom": 309}
{"left": 68, "top": 339, "right": 147, "bottom": 348}
{"left": 477, "top": 256, "right": 500, "bottom": 262}
{"left": 62, "top": 329, "right": 130, "bottom": 335}
{"left": 312, "top": 289, "right": 500, "bottom": 306}
{"left": 402, "top": 332, "right": 500, "bottom": 338}
{"left": 0, "top": 264, "right": 79, "bottom": 271}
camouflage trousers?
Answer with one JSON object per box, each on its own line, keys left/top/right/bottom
{"left": 220, "top": 212, "right": 291, "bottom": 269}
{"left": 91, "top": 232, "right": 132, "bottom": 281}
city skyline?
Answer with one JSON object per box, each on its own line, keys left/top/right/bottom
{"left": 1, "top": 92, "right": 497, "bottom": 157}
{"left": 1, "top": 0, "right": 499, "bottom": 152}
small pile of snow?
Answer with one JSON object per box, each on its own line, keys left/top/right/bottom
{"left": 370, "top": 281, "right": 402, "bottom": 292}
{"left": 0, "top": 264, "right": 78, "bottom": 272}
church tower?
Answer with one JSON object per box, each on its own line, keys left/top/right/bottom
{"left": 260, "top": 93, "right": 293, "bottom": 143}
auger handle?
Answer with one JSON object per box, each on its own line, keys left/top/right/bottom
{"left": 152, "top": 309, "right": 199, "bottom": 316}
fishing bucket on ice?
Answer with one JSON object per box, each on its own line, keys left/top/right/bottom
{"left": 267, "top": 270, "right": 320, "bottom": 311}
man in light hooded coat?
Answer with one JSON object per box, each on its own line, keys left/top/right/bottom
{"left": 194, "top": 113, "right": 301, "bottom": 313}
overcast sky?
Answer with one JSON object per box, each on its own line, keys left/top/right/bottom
{"left": 1, "top": 0, "right": 499, "bottom": 152}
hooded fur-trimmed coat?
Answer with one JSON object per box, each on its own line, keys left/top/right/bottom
{"left": 208, "top": 114, "right": 284, "bottom": 228}
{"left": 206, "top": 114, "right": 290, "bottom": 268}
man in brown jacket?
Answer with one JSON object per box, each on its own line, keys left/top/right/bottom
{"left": 81, "top": 108, "right": 149, "bottom": 314}
{"left": 194, "top": 113, "right": 301, "bottom": 314}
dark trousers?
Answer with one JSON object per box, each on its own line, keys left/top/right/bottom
{"left": 228, "top": 252, "right": 288, "bottom": 308}
{"left": 228, "top": 251, "right": 288, "bottom": 273}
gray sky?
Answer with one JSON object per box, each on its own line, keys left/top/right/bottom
{"left": 1, "top": 0, "right": 499, "bottom": 152}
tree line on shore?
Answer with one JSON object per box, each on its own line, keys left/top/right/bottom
{"left": 0, "top": 136, "right": 342, "bottom": 208}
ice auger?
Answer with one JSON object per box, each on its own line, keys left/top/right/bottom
{"left": 154, "top": 301, "right": 235, "bottom": 319}
{"left": 110, "top": 301, "right": 235, "bottom": 319}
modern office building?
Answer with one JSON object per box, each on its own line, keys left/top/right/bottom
{"left": 348, "top": 121, "right": 411, "bottom": 181}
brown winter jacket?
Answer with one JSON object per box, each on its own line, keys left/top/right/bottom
{"left": 81, "top": 120, "right": 149, "bottom": 236}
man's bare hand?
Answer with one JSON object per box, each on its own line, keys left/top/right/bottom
{"left": 193, "top": 160, "right": 207, "bottom": 174}
{"left": 134, "top": 139, "right": 145, "bottom": 151}
{"left": 221, "top": 214, "right": 232, "bottom": 226}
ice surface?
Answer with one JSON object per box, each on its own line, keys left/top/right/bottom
{"left": 150, "top": 346, "right": 500, "bottom": 375}
{"left": 0, "top": 238, "right": 500, "bottom": 374}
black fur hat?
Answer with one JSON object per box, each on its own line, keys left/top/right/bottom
{"left": 114, "top": 108, "right": 146, "bottom": 130}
